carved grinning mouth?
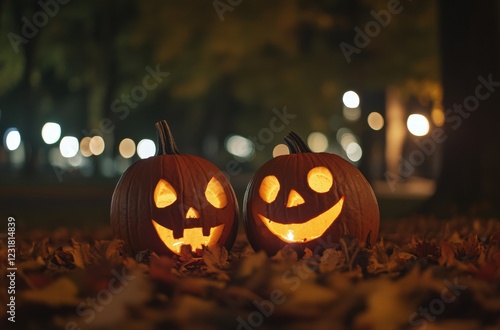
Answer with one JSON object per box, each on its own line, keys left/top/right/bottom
{"left": 151, "top": 219, "right": 225, "bottom": 255}
{"left": 257, "top": 196, "right": 344, "bottom": 243}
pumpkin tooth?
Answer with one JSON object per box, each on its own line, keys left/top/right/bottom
{"left": 151, "top": 219, "right": 225, "bottom": 255}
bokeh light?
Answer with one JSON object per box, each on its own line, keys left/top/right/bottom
{"left": 342, "top": 91, "right": 360, "bottom": 108}
{"left": 137, "top": 139, "right": 156, "bottom": 159}
{"left": 337, "top": 130, "right": 358, "bottom": 151}
{"left": 68, "top": 153, "right": 83, "bottom": 167}
{"left": 41, "top": 122, "right": 62, "bottom": 144}
{"left": 119, "top": 138, "right": 136, "bottom": 158}
{"left": 4, "top": 128, "right": 21, "bottom": 151}
{"left": 80, "top": 137, "right": 92, "bottom": 157}
{"left": 346, "top": 142, "right": 363, "bottom": 162}
{"left": 59, "top": 136, "right": 79, "bottom": 158}
{"left": 343, "top": 106, "right": 361, "bottom": 122}
{"left": 272, "top": 143, "right": 289, "bottom": 157}
{"left": 307, "top": 132, "right": 329, "bottom": 152}
{"left": 407, "top": 114, "right": 430, "bottom": 136}
{"left": 367, "top": 112, "right": 384, "bottom": 130}
{"left": 89, "top": 136, "right": 105, "bottom": 156}
{"left": 225, "top": 135, "right": 255, "bottom": 160}
{"left": 431, "top": 108, "right": 445, "bottom": 127}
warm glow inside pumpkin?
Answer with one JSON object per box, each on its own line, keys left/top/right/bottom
{"left": 151, "top": 220, "right": 225, "bottom": 255}
{"left": 257, "top": 166, "right": 345, "bottom": 243}
{"left": 110, "top": 120, "right": 239, "bottom": 257}
{"left": 243, "top": 131, "right": 379, "bottom": 256}
{"left": 151, "top": 177, "right": 228, "bottom": 254}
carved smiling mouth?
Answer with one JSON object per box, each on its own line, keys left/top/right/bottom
{"left": 151, "top": 219, "right": 225, "bottom": 255}
{"left": 257, "top": 196, "right": 344, "bottom": 243}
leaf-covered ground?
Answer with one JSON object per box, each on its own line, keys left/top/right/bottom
{"left": 1, "top": 217, "right": 500, "bottom": 330}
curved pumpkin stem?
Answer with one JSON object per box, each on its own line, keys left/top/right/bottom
{"left": 284, "top": 131, "right": 312, "bottom": 154}
{"left": 155, "top": 120, "right": 180, "bottom": 155}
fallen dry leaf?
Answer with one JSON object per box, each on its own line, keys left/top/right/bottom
{"left": 2, "top": 217, "right": 500, "bottom": 329}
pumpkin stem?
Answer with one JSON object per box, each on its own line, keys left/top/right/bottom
{"left": 155, "top": 120, "right": 180, "bottom": 155}
{"left": 284, "top": 131, "right": 312, "bottom": 153}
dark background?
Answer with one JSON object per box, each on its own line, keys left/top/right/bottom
{"left": 1, "top": 0, "right": 499, "bottom": 231}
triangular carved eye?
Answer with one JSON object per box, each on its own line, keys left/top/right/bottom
{"left": 205, "top": 177, "right": 228, "bottom": 209}
{"left": 154, "top": 179, "right": 177, "bottom": 208}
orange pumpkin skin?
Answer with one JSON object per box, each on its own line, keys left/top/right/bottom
{"left": 243, "top": 132, "right": 379, "bottom": 256}
{"left": 110, "top": 121, "right": 238, "bottom": 257}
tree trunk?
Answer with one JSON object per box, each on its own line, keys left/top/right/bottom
{"left": 425, "top": 0, "right": 500, "bottom": 216}
{"left": 11, "top": 0, "right": 41, "bottom": 178}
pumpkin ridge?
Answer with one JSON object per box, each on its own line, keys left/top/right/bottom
{"left": 128, "top": 160, "right": 147, "bottom": 254}
{"left": 169, "top": 154, "right": 187, "bottom": 239}
{"left": 243, "top": 132, "right": 379, "bottom": 256}
{"left": 183, "top": 155, "right": 209, "bottom": 235}
{"left": 144, "top": 158, "right": 160, "bottom": 252}
{"left": 111, "top": 120, "right": 239, "bottom": 257}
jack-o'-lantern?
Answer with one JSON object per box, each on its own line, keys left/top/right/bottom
{"left": 111, "top": 120, "right": 239, "bottom": 256}
{"left": 243, "top": 132, "right": 379, "bottom": 256}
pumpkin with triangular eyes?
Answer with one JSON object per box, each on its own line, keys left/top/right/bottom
{"left": 111, "top": 120, "right": 239, "bottom": 256}
{"left": 243, "top": 132, "right": 379, "bottom": 256}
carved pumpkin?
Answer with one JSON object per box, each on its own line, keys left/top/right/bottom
{"left": 110, "top": 120, "right": 239, "bottom": 256}
{"left": 243, "top": 132, "right": 379, "bottom": 256}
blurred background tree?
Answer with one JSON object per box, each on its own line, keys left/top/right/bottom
{"left": 4, "top": 0, "right": 498, "bottom": 225}
{"left": 425, "top": 0, "right": 500, "bottom": 216}
{"left": 0, "top": 0, "right": 439, "bottom": 159}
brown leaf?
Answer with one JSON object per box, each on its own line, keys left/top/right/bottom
{"left": 319, "top": 249, "right": 344, "bottom": 273}
{"left": 415, "top": 241, "right": 440, "bottom": 259}
{"left": 179, "top": 244, "right": 194, "bottom": 262}
{"left": 135, "top": 249, "right": 155, "bottom": 263}
{"left": 67, "top": 239, "right": 87, "bottom": 269}
{"left": 459, "top": 234, "right": 484, "bottom": 259}
{"left": 49, "top": 247, "right": 76, "bottom": 269}
{"left": 489, "top": 231, "right": 500, "bottom": 247}
{"left": 235, "top": 250, "right": 268, "bottom": 280}
{"left": 32, "top": 237, "right": 51, "bottom": 260}
{"left": 202, "top": 245, "right": 230, "bottom": 271}
{"left": 104, "top": 239, "right": 125, "bottom": 261}
{"left": 18, "top": 239, "right": 35, "bottom": 259}
{"left": 303, "top": 247, "right": 314, "bottom": 259}
{"left": 438, "top": 240, "right": 457, "bottom": 266}
{"left": 149, "top": 255, "right": 176, "bottom": 284}
{"left": 397, "top": 252, "right": 417, "bottom": 263}
{"left": 271, "top": 245, "right": 298, "bottom": 262}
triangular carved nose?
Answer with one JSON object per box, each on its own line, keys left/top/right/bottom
{"left": 185, "top": 207, "right": 200, "bottom": 219}
{"left": 286, "top": 189, "right": 305, "bottom": 208}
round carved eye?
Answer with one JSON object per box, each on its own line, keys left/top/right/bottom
{"left": 307, "top": 166, "right": 333, "bottom": 193}
{"left": 154, "top": 179, "right": 177, "bottom": 208}
{"left": 205, "top": 177, "right": 228, "bottom": 208}
{"left": 259, "top": 175, "right": 280, "bottom": 203}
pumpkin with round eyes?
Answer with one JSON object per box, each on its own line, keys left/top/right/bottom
{"left": 110, "top": 120, "right": 239, "bottom": 256}
{"left": 243, "top": 132, "right": 379, "bottom": 256}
